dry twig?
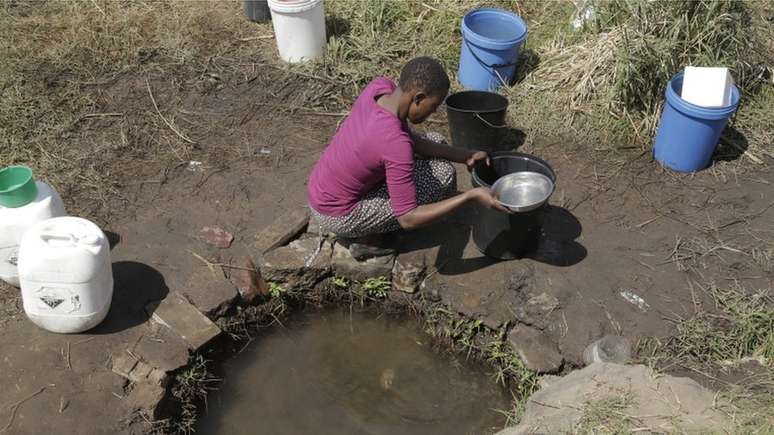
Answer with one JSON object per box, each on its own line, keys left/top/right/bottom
{"left": 145, "top": 78, "right": 196, "bottom": 144}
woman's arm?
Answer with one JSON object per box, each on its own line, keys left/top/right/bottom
{"left": 396, "top": 187, "right": 507, "bottom": 230}
{"left": 410, "top": 130, "right": 473, "bottom": 163}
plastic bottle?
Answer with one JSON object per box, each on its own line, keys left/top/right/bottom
{"left": 0, "top": 181, "right": 67, "bottom": 287}
{"left": 583, "top": 335, "right": 632, "bottom": 365}
{"left": 18, "top": 216, "right": 113, "bottom": 333}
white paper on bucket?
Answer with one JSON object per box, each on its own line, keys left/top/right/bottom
{"left": 681, "top": 66, "right": 733, "bottom": 108}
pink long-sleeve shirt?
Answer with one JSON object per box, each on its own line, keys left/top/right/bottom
{"left": 307, "top": 77, "right": 417, "bottom": 217}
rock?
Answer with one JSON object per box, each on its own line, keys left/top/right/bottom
{"left": 260, "top": 236, "right": 332, "bottom": 291}
{"left": 126, "top": 383, "right": 167, "bottom": 419}
{"left": 307, "top": 214, "right": 321, "bottom": 235}
{"left": 199, "top": 226, "right": 233, "bottom": 249}
{"left": 147, "top": 368, "right": 169, "bottom": 387}
{"left": 254, "top": 208, "right": 309, "bottom": 254}
{"left": 507, "top": 325, "right": 563, "bottom": 374}
{"left": 230, "top": 256, "right": 268, "bottom": 304}
{"left": 146, "top": 291, "right": 222, "bottom": 351}
{"left": 331, "top": 242, "right": 395, "bottom": 282}
{"left": 526, "top": 292, "right": 560, "bottom": 314}
{"left": 392, "top": 251, "right": 427, "bottom": 293}
{"left": 496, "top": 363, "right": 732, "bottom": 435}
{"left": 111, "top": 354, "right": 139, "bottom": 379}
{"left": 128, "top": 360, "right": 153, "bottom": 382}
{"left": 111, "top": 355, "right": 169, "bottom": 387}
{"left": 435, "top": 261, "right": 538, "bottom": 329}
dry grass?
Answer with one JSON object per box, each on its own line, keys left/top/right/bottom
{"left": 507, "top": 0, "right": 773, "bottom": 162}
{"left": 638, "top": 280, "right": 773, "bottom": 433}
{"left": 0, "top": 0, "right": 271, "bottom": 221}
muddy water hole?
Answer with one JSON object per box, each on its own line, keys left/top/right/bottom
{"left": 198, "top": 307, "right": 511, "bottom": 435}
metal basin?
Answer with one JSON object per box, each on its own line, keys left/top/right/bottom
{"left": 492, "top": 171, "right": 554, "bottom": 213}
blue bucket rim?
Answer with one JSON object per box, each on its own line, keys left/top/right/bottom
{"left": 461, "top": 8, "right": 528, "bottom": 50}
{"left": 665, "top": 72, "right": 740, "bottom": 120}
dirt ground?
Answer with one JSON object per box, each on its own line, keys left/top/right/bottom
{"left": 1, "top": 6, "right": 772, "bottom": 434}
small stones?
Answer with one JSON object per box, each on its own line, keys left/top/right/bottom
{"left": 199, "top": 226, "right": 234, "bottom": 249}
{"left": 392, "top": 251, "right": 427, "bottom": 293}
{"left": 507, "top": 325, "right": 564, "bottom": 374}
{"left": 111, "top": 355, "right": 169, "bottom": 387}
{"left": 230, "top": 256, "right": 269, "bottom": 304}
{"left": 526, "top": 292, "right": 560, "bottom": 314}
{"left": 254, "top": 208, "right": 310, "bottom": 254}
{"left": 331, "top": 242, "right": 395, "bottom": 283}
{"left": 260, "top": 236, "right": 332, "bottom": 291}
{"left": 126, "top": 383, "right": 167, "bottom": 419}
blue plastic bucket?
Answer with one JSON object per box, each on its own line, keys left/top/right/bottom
{"left": 458, "top": 8, "right": 528, "bottom": 91}
{"left": 653, "top": 73, "right": 740, "bottom": 172}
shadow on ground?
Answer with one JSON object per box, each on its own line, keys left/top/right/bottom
{"left": 528, "top": 205, "right": 586, "bottom": 267}
{"left": 91, "top": 261, "right": 168, "bottom": 334}
{"left": 714, "top": 125, "right": 749, "bottom": 163}
{"left": 512, "top": 48, "right": 540, "bottom": 84}
{"left": 392, "top": 203, "right": 585, "bottom": 274}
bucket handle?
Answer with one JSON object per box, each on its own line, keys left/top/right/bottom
{"left": 474, "top": 113, "right": 507, "bottom": 129}
{"left": 40, "top": 232, "right": 78, "bottom": 246}
{"left": 464, "top": 39, "right": 519, "bottom": 69}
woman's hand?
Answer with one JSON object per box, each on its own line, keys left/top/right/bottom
{"left": 468, "top": 187, "right": 510, "bottom": 213}
{"left": 466, "top": 151, "right": 490, "bottom": 171}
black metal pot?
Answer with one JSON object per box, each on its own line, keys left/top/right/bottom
{"left": 471, "top": 152, "right": 556, "bottom": 260}
{"left": 446, "top": 91, "right": 508, "bottom": 153}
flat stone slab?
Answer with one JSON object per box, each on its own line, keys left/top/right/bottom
{"left": 254, "top": 208, "right": 309, "bottom": 254}
{"left": 507, "top": 324, "right": 564, "bottom": 374}
{"left": 180, "top": 263, "right": 239, "bottom": 317}
{"left": 331, "top": 242, "right": 395, "bottom": 282}
{"left": 497, "top": 363, "right": 732, "bottom": 434}
{"left": 260, "top": 236, "right": 332, "bottom": 291}
{"left": 146, "top": 291, "right": 222, "bottom": 350}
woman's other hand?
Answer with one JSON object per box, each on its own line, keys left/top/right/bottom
{"left": 466, "top": 150, "right": 490, "bottom": 171}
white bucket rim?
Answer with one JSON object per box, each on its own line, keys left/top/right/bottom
{"left": 268, "top": 0, "right": 322, "bottom": 14}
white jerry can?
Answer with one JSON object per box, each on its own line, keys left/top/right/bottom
{"left": 0, "top": 181, "right": 67, "bottom": 287}
{"left": 18, "top": 216, "right": 113, "bottom": 333}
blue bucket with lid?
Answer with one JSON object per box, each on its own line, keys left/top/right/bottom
{"left": 653, "top": 72, "right": 740, "bottom": 172}
{"left": 458, "top": 8, "right": 528, "bottom": 91}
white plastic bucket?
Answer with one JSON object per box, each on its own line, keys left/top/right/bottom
{"left": 18, "top": 216, "right": 113, "bottom": 333}
{"left": 0, "top": 181, "right": 67, "bottom": 287}
{"left": 268, "top": 0, "right": 326, "bottom": 63}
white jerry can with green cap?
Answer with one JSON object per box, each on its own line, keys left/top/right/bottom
{"left": 17, "top": 216, "right": 113, "bottom": 333}
{"left": 0, "top": 181, "right": 67, "bottom": 287}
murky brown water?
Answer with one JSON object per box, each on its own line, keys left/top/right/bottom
{"left": 197, "top": 308, "right": 511, "bottom": 435}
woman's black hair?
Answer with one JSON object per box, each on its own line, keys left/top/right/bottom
{"left": 398, "top": 56, "right": 450, "bottom": 98}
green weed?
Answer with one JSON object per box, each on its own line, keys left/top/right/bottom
{"left": 362, "top": 276, "right": 390, "bottom": 299}
{"left": 171, "top": 355, "right": 220, "bottom": 434}
{"left": 269, "top": 282, "right": 286, "bottom": 299}
{"left": 332, "top": 276, "right": 350, "bottom": 290}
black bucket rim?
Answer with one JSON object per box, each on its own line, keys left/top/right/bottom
{"left": 445, "top": 90, "right": 508, "bottom": 113}
{"left": 471, "top": 151, "right": 556, "bottom": 188}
